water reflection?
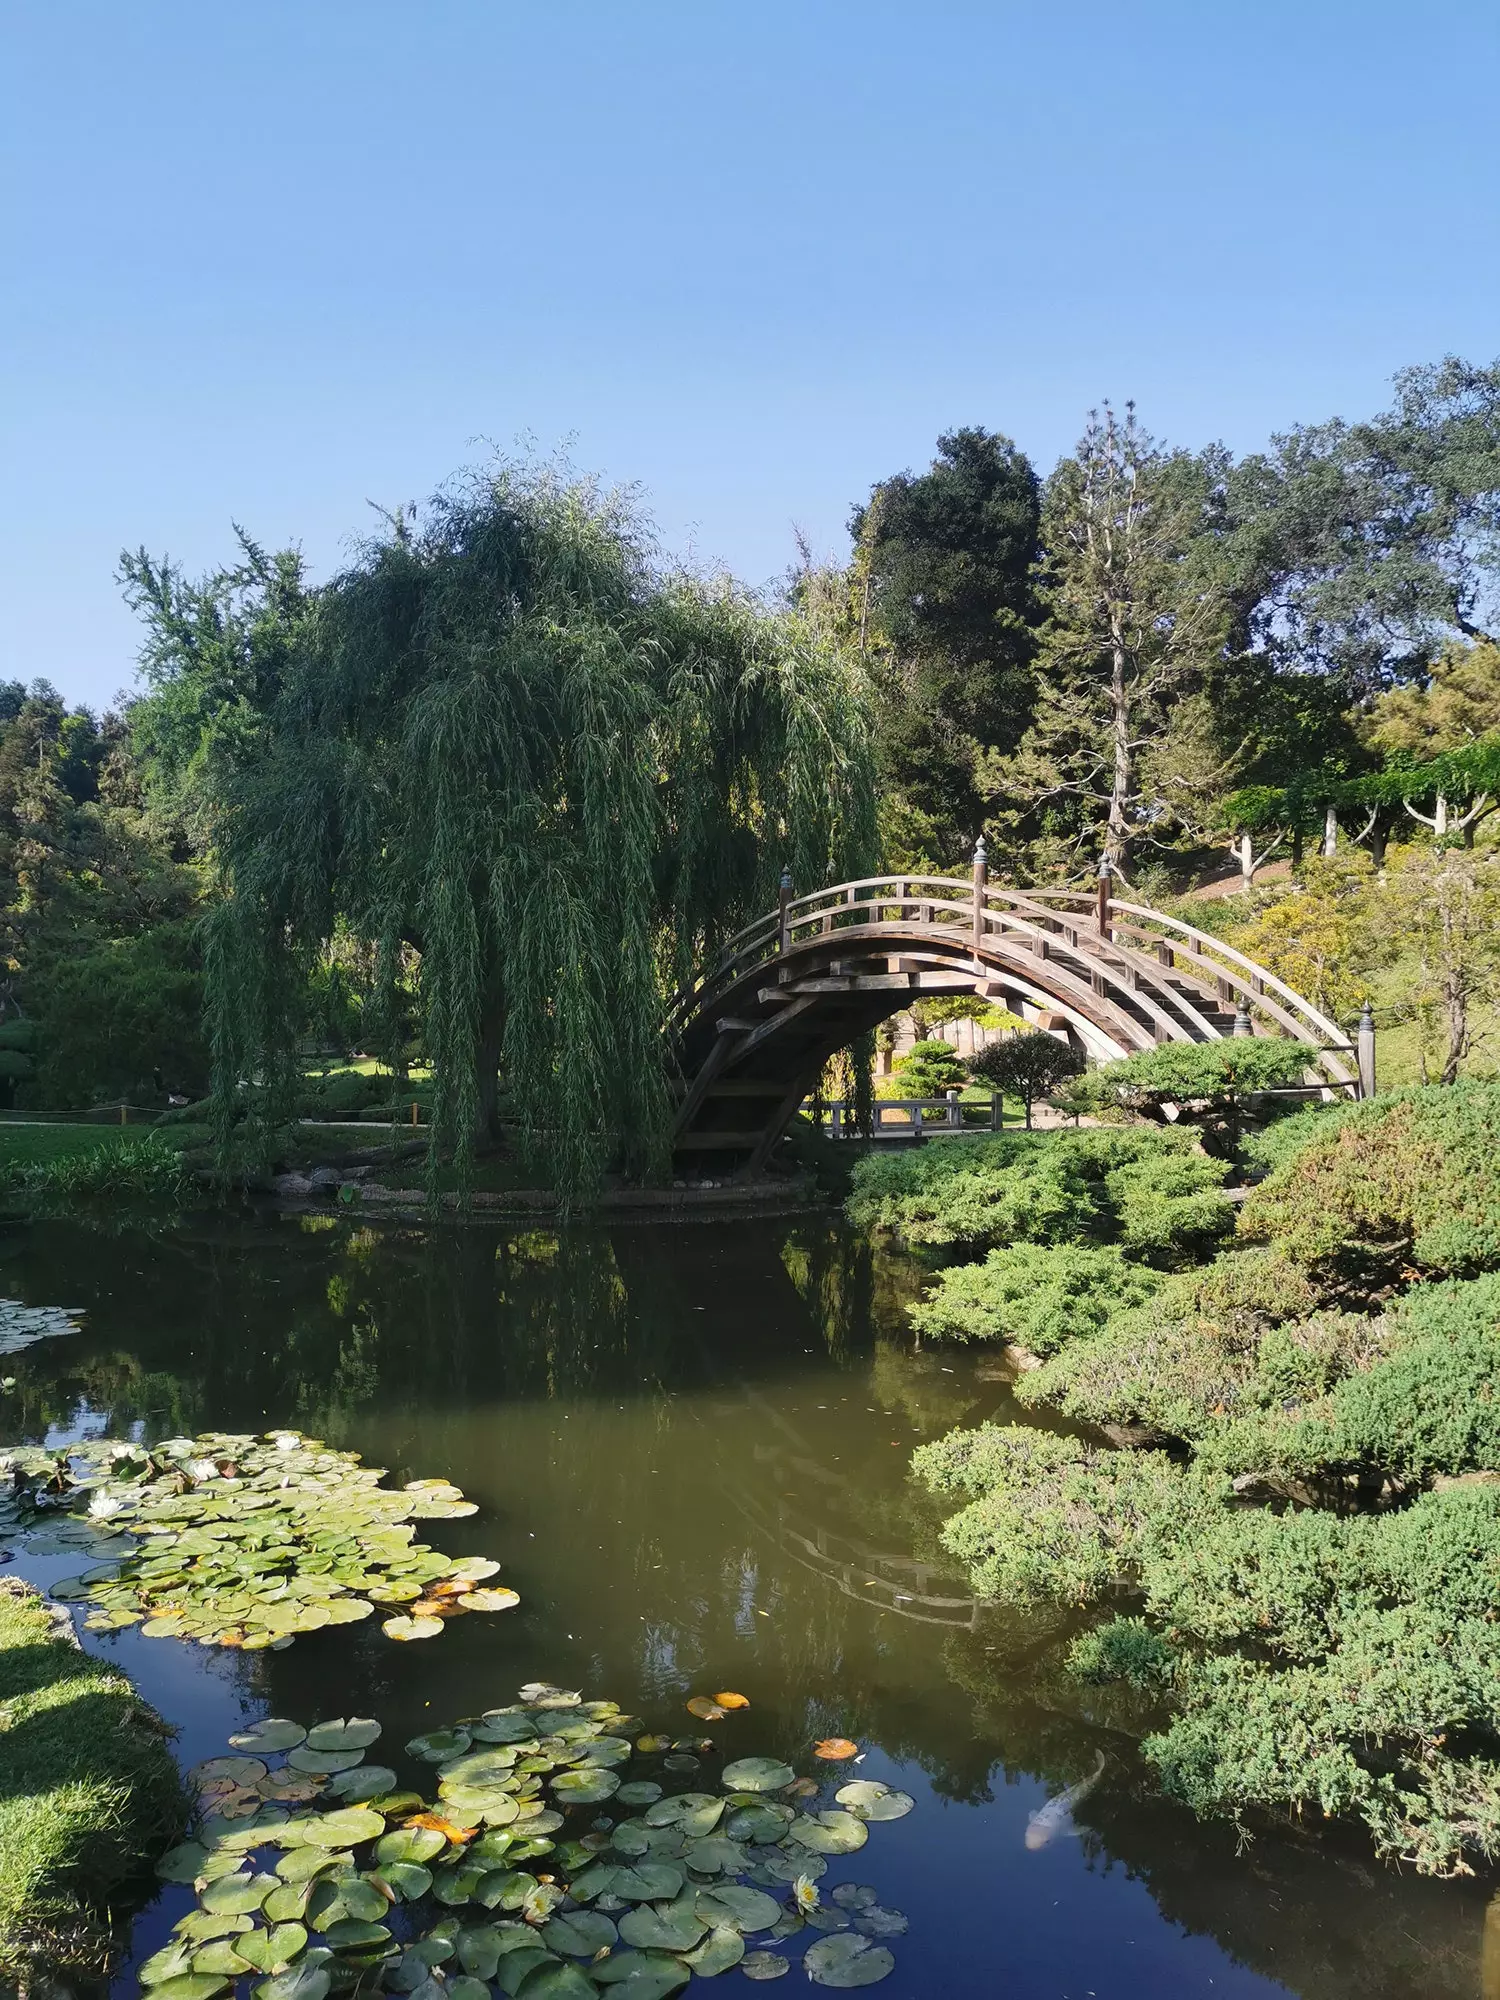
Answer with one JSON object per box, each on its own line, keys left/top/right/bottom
{"left": 0, "top": 1208, "right": 1489, "bottom": 1998}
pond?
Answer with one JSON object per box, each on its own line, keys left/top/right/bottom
{"left": 0, "top": 1208, "right": 1492, "bottom": 2000}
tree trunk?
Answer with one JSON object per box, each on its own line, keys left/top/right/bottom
{"left": 1322, "top": 805, "right": 1338, "bottom": 857}
{"left": 1441, "top": 900, "right": 1467, "bottom": 1084}
{"left": 475, "top": 979, "right": 506, "bottom": 1142}
{"left": 1107, "top": 627, "right": 1131, "bottom": 870}
{"left": 1237, "top": 830, "right": 1254, "bottom": 892}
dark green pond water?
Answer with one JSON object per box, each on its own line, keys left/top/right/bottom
{"left": 0, "top": 1209, "right": 1493, "bottom": 2000}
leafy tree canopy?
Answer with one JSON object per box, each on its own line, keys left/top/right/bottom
{"left": 129, "top": 463, "right": 878, "bottom": 1193}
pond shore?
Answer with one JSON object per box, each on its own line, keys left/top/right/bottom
{"left": 0, "top": 1578, "right": 185, "bottom": 1984}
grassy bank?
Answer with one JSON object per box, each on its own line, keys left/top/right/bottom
{"left": 0, "top": 1579, "right": 185, "bottom": 1977}
{"left": 858, "top": 1081, "right": 1500, "bottom": 1877}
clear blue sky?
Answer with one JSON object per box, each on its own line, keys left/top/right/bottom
{"left": 6, "top": 0, "right": 1498, "bottom": 709}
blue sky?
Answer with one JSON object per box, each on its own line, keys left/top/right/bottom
{"left": 6, "top": 1, "right": 1498, "bottom": 709}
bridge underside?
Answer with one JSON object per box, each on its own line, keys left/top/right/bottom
{"left": 669, "top": 876, "right": 1357, "bottom": 1178}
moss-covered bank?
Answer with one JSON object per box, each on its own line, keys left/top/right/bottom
{"left": 0, "top": 1578, "right": 185, "bottom": 1981}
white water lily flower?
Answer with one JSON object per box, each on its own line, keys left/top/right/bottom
{"left": 793, "top": 1873, "right": 821, "bottom": 1915}
{"left": 187, "top": 1459, "right": 219, "bottom": 1482}
{"left": 270, "top": 1433, "right": 300, "bottom": 1452}
{"left": 88, "top": 1491, "right": 125, "bottom": 1518}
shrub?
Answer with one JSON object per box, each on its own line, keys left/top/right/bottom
{"left": 846, "top": 1126, "right": 1230, "bottom": 1255}
{"left": 1016, "top": 1309, "right": 1260, "bottom": 1443}
{"left": 909, "top": 1242, "right": 1163, "bottom": 1356}
{"left": 1095, "top": 1040, "right": 1314, "bottom": 1156}
{"left": 891, "top": 1038, "right": 969, "bottom": 1098}
{"left": 1067, "top": 1616, "right": 1178, "bottom": 1690}
{"left": 969, "top": 1032, "right": 1085, "bottom": 1128}
{"left": 1239, "top": 1077, "right": 1500, "bottom": 1280}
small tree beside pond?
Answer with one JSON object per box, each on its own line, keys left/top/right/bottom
{"left": 1093, "top": 1039, "right": 1313, "bottom": 1157}
{"left": 970, "top": 1031, "right": 1086, "bottom": 1129}
{"left": 892, "top": 1038, "right": 970, "bottom": 1099}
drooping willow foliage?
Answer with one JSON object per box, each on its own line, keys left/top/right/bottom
{"left": 189, "top": 465, "right": 878, "bottom": 1193}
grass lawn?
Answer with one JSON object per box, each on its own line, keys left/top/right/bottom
{"left": 0, "top": 1580, "right": 185, "bottom": 1978}
{"left": 0, "top": 1124, "right": 152, "bottom": 1167}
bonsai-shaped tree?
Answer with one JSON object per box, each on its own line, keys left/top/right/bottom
{"left": 970, "top": 1031, "right": 1086, "bottom": 1129}
{"left": 894, "top": 1037, "right": 970, "bottom": 1099}
{"left": 1095, "top": 1039, "right": 1312, "bottom": 1157}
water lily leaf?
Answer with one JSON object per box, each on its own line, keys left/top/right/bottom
{"left": 812, "top": 1739, "right": 859, "bottom": 1762}
{"left": 322, "top": 1598, "right": 374, "bottom": 1624}
{"left": 201, "top": 1872, "right": 277, "bottom": 1914}
{"left": 322, "top": 1876, "right": 389, "bottom": 1923}
{"left": 720, "top": 1758, "right": 794, "bottom": 1793}
{"left": 618, "top": 1897, "right": 708, "bottom": 1952}
{"left": 157, "top": 1841, "right": 211, "bottom": 1883}
{"left": 725, "top": 1806, "right": 792, "bottom": 1845}
{"left": 274, "top": 1848, "right": 345, "bottom": 1884}
{"left": 740, "top": 1951, "right": 790, "bottom": 1981}
{"left": 686, "top": 1696, "right": 726, "bottom": 1721}
{"left": 683, "top": 1925, "right": 745, "bottom": 1976}
{"left": 384, "top": 1614, "right": 443, "bottom": 1641}
{"left": 635, "top": 1734, "right": 671, "bottom": 1754}
{"left": 376, "top": 1862, "right": 432, "bottom": 1901}
{"left": 253, "top": 1964, "right": 330, "bottom": 2000}
{"left": 473, "top": 1868, "right": 536, "bottom": 1911}
{"left": 713, "top": 1692, "right": 750, "bottom": 1711}
{"left": 611, "top": 1861, "right": 687, "bottom": 1903}
{"left": 539, "top": 1910, "right": 617, "bottom": 1958}
{"left": 803, "top": 1934, "right": 894, "bottom": 1987}
{"left": 549, "top": 1768, "right": 619, "bottom": 1804}
{"left": 147, "top": 1979, "right": 232, "bottom": 2000}
{"left": 644, "top": 1792, "right": 723, "bottom": 1837}
{"left": 288, "top": 1746, "right": 364, "bottom": 1774}
{"left": 46, "top": 1575, "right": 97, "bottom": 1600}
{"left": 447, "top": 1557, "right": 501, "bottom": 1582}
{"left": 141, "top": 1943, "right": 198, "bottom": 1985}
{"left": 175, "top": 1913, "right": 254, "bottom": 1945}
{"left": 684, "top": 1835, "right": 746, "bottom": 1875}
{"left": 494, "top": 1949, "right": 556, "bottom": 1997}
{"left": 475, "top": 1711, "right": 540, "bottom": 1743}
{"left": 330, "top": 1764, "right": 398, "bottom": 1801}
{"left": 514, "top": 1962, "right": 601, "bottom": 2000}
{"left": 303, "top": 1807, "right": 386, "bottom": 1848}
{"left": 408, "top": 1728, "right": 472, "bottom": 1762}
{"left": 614, "top": 1781, "right": 662, "bottom": 1807}
{"left": 307, "top": 1717, "right": 381, "bottom": 1751}
{"left": 662, "top": 1753, "right": 700, "bottom": 1774}
{"left": 589, "top": 1950, "right": 692, "bottom": 1996}
{"left": 851, "top": 1907, "right": 907, "bottom": 1939}
{"left": 833, "top": 1782, "right": 912, "bottom": 1823}
{"left": 694, "top": 1884, "right": 781, "bottom": 1934}
{"left": 262, "top": 1883, "right": 314, "bottom": 1925}
{"left": 321, "top": 1920, "right": 391, "bottom": 1950}
{"left": 440, "top": 1746, "right": 521, "bottom": 1785}
{"left": 446, "top": 1980, "right": 490, "bottom": 2000}
{"left": 235, "top": 1924, "right": 308, "bottom": 1974}
{"left": 457, "top": 1588, "right": 520, "bottom": 1612}
{"left": 193, "top": 1756, "right": 269, "bottom": 1787}
{"left": 375, "top": 1826, "right": 447, "bottom": 1866}
{"left": 828, "top": 1885, "right": 876, "bottom": 1911}
{"left": 787, "top": 1811, "right": 868, "bottom": 1855}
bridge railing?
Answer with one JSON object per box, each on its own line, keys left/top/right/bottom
{"left": 673, "top": 873, "right": 1356, "bottom": 1087}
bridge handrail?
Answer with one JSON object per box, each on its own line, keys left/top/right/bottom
{"left": 1017, "top": 890, "right": 1353, "bottom": 1054}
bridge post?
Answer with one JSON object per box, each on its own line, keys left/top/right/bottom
{"left": 972, "top": 837, "right": 987, "bottom": 947}
{"left": 1357, "top": 1000, "right": 1376, "bottom": 1099}
{"left": 778, "top": 866, "right": 792, "bottom": 956}
{"left": 1095, "top": 855, "right": 1111, "bottom": 939}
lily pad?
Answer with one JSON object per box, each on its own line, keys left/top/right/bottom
{"left": 149, "top": 1979, "right": 232, "bottom": 2000}
{"left": 740, "top": 1950, "right": 790, "bottom": 1981}
{"left": 157, "top": 1841, "right": 211, "bottom": 1883}
{"left": 457, "top": 1588, "right": 520, "bottom": 1612}
{"left": 306, "top": 1717, "right": 381, "bottom": 1752}
{"left": 494, "top": 1948, "right": 557, "bottom": 1997}
{"left": 618, "top": 1897, "right": 708, "bottom": 1952}
{"left": 375, "top": 1826, "right": 447, "bottom": 1866}
{"left": 201, "top": 1872, "right": 277, "bottom": 1915}
{"left": 851, "top": 1907, "right": 908, "bottom": 1939}
{"left": 786, "top": 1811, "right": 868, "bottom": 1855}
{"left": 288, "top": 1746, "right": 364, "bottom": 1774}
{"left": 408, "top": 1728, "right": 472, "bottom": 1762}
{"left": 589, "top": 1951, "right": 692, "bottom": 1996}
{"left": 174, "top": 1913, "right": 254, "bottom": 1945}
{"left": 803, "top": 1934, "right": 894, "bottom": 1987}
{"left": 720, "top": 1758, "right": 794, "bottom": 1793}
{"left": 683, "top": 1926, "right": 746, "bottom": 1976}
{"left": 375, "top": 1861, "right": 433, "bottom": 1900}
{"left": 303, "top": 1807, "right": 386, "bottom": 1848}
{"left": 834, "top": 1781, "right": 913, "bottom": 1823}
{"left": 384, "top": 1614, "right": 443, "bottom": 1641}
{"left": 539, "top": 1909, "right": 618, "bottom": 1958}
{"left": 615, "top": 1781, "right": 663, "bottom": 1807}
{"left": 141, "top": 1942, "right": 199, "bottom": 1985}
{"left": 253, "top": 1965, "right": 331, "bottom": 2000}
{"left": 684, "top": 1835, "right": 746, "bottom": 1875}
{"left": 694, "top": 1883, "right": 781, "bottom": 1934}
{"left": 329, "top": 1764, "right": 398, "bottom": 1801}
{"left": 235, "top": 1924, "right": 308, "bottom": 1974}
{"left": 550, "top": 1767, "right": 620, "bottom": 1804}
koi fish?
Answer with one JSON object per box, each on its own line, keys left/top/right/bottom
{"left": 1024, "top": 1751, "right": 1107, "bottom": 1850}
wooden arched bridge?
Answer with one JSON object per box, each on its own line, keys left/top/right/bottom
{"left": 670, "top": 860, "right": 1360, "bottom": 1175}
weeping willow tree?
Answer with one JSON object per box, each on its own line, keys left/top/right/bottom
{"left": 162, "top": 465, "right": 876, "bottom": 1192}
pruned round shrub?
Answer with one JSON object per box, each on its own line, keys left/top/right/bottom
{"left": 908, "top": 1243, "right": 1163, "bottom": 1356}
